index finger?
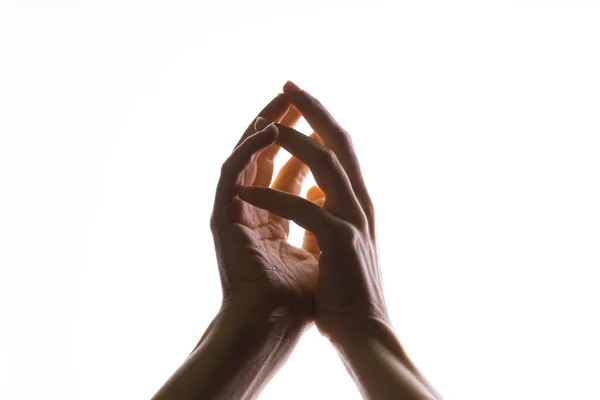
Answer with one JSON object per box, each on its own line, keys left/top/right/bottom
{"left": 253, "top": 104, "right": 303, "bottom": 187}
{"left": 234, "top": 93, "right": 289, "bottom": 149}
{"left": 233, "top": 92, "right": 290, "bottom": 187}
{"left": 282, "top": 81, "right": 374, "bottom": 224}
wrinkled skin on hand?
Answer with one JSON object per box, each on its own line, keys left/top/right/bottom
{"left": 211, "top": 186, "right": 319, "bottom": 312}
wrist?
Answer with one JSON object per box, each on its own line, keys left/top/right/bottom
{"left": 220, "top": 286, "right": 313, "bottom": 333}
{"left": 327, "top": 317, "right": 441, "bottom": 399}
{"left": 181, "top": 291, "right": 309, "bottom": 400}
{"left": 327, "top": 317, "right": 412, "bottom": 368}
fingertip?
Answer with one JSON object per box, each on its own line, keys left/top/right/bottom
{"left": 309, "top": 132, "right": 324, "bottom": 144}
{"left": 272, "top": 122, "right": 301, "bottom": 135}
{"left": 283, "top": 80, "right": 302, "bottom": 95}
{"left": 263, "top": 122, "right": 279, "bottom": 142}
{"left": 252, "top": 121, "right": 278, "bottom": 143}
{"left": 307, "top": 185, "right": 325, "bottom": 201}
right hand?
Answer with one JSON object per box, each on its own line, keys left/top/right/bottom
{"left": 237, "top": 81, "right": 390, "bottom": 339}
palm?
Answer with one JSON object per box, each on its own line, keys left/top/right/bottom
{"left": 216, "top": 197, "right": 318, "bottom": 298}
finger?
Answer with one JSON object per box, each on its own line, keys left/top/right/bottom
{"left": 236, "top": 186, "right": 339, "bottom": 240}
{"left": 307, "top": 185, "right": 325, "bottom": 203}
{"left": 234, "top": 93, "right": 289, "bottom": 150}
{"left": 269, "top": 133, "right": 321, "bottom": 237}
{"left": 282, "top": 81, "right": 374, "bottom": 225}
{"left": 280, "top": 104, "right": 302, "bottom": 127}
{"left": 215, "top": 124, "right": 278, "bottom": 206}
{"left": 233, "top": 93, "right": 289, "bottom": 187}
{"left": 274, "top": 123, "right": 363, "bottom": 223}
{"left": 271, "top": 132, "right": 321, "bottom": 195}
{"left": 302, "top": 229, "right": 320, "bottom": 256}
{"left": 253, "top": 105, "right": 302, "bottom": 187}
{"left": 302, "top": 185, "right": 325, "bottom": 255}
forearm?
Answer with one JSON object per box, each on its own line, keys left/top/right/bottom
{"left": 329, "top": 318, "right": 441, "bottom": 400}
{"left": 153, "top": 292, "right": 309, "bottom": 400}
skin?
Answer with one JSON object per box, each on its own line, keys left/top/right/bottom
{"left": 152, "top": 93, "right": 322, "bottom": 400}
{"left": 152, "top": 81, "right": 442, "bottom": 400}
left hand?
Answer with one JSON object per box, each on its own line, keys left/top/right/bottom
{"left": 210, "top": 93, "right": 323, "bottom": 322}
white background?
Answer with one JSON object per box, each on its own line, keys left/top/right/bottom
{"left": 1, "top": 1, "right": 599, "bottom": 399}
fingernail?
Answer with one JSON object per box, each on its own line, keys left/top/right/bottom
{"left": 284, "top": 80, "right": 301, "bottom": 94}
{"left": 262, "top": 121, "right": 276, "bottom": 135}
{"left": 254, "top": 116, "right": 269, "bottom": 131}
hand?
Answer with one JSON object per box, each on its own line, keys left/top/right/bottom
{"left": 210, "top": 92, "right": 323, "bottom": 323}
{"left": 236, "top": 81, "right": 389, "bottom": 340}
{"left": 153, "top": 93, "right": 325, "bottom": 400}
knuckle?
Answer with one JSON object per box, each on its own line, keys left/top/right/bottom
{"left": 363, "top": 201, "right": 375, "bottom": 221}
{"left": 340, "top": 128, "right": 353, "bottom": 144}
{"left": 282, "top": 175, "right": 303, "bottom": 190}
{"left": 319, "top": 148, "right": 338, "bottom": 166}
{"left": 337, "top": 222, "right": 360, "bottom": 244}
{"left": 354, "top": 212, "right": 370, "bottom": 233}
{"left": 292, "top": 169, "right": 309, "bottom": 186}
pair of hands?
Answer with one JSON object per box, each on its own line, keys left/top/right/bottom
{"left": 210, "top": 80, "right": 388, "bottom": 340}
{"left": 153, "top": 80, "right": 440, "bottom": 400}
